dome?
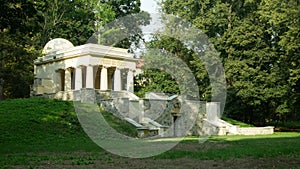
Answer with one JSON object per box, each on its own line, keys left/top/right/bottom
{"left": 42, "top": 38, "right": 74, "bottom": 55}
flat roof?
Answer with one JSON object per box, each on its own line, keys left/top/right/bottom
{"left": 35, "top": 44, "right": 136, "bottom": 65}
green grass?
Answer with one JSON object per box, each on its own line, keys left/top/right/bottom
{"left": 155, "top": 132, "right": 300, "bottom": 160}
{"left": 101, "top": 110, "right": 138, "bottom": 137}
{"left": 0, "top": 98, "right": 136, "bottom": 154}
{"left": 221, "top": 116, "right": 254, "bottom": 127}
{"left": 0, "top": 98, "right": 299, "bottom": 168}
{"left": 0, "top": 98, "right": 99, "bottom": 153}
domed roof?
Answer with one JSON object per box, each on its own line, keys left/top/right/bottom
{"left": 42, "top": 38, "right": 74, "bottom": 55}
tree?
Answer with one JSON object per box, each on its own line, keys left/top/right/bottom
{"left": 33, "top": 0, "right": 95, "bottom": 47}
{"left": 0, "top": 0, "right": 40, "bottom": 99}
{"left": 258, "top": 0, "right": 300, "bottom": 122}
{"left": 0, "top": 0, "right": 148, "bottom": 99}
{"left": 159, "top": 0, "right": 300, "bottom": 124}
{"left": 84, "top": 0, "right": 150, "bottom": 50}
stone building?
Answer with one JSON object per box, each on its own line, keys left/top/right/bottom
{"left": 32, "top": 38, "right": 274, "bottom": 137}
{"left": 32, "top": 38, "right": 138, "bottom": 99}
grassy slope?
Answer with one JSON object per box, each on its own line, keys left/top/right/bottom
{"left": 0, "top": 98, "right": 136, "bottom": 154}
{"left": 0, "top": 98, "right": 299, "bottom": 167}
{"left": 0, "top": 98, "right": 98, "bottom": 154}
{"left": 221, "top": 116, "right": 254, "bottom": 127}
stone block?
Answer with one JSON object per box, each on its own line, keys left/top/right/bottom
{"left": 81, "top": 88, "right": 96, "bottom": 104}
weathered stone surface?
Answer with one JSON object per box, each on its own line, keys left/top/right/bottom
{"left": 32, "top": 42, "right": 138, "bottom": 98}
{"left": 238, "top": 126, "right": 274, "bottom": 135}
{"left": 81, "top": 88, "right": 96, "bottom": 104}
{"left": 36, "top": 88, "right": 274, "bottom": 138}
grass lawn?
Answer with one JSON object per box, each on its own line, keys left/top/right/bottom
{"left": 0, "top": 98, "right": 299, "bottom": 168}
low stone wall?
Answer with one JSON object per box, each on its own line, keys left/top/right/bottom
{"left": 40, "top": 89, "right": 276, "bottom": 137}
{"left": 200, "top": 119, "right": 228, "bottom": 136}
{"left": 197, "top": 119, "right": 274, "bottom": 136}
{"left": 238, "top": 126, "right": 274, "bottom": 135}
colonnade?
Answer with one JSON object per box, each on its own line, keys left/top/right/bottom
{"left": 61, "top": 65, "right": 134, "bottom": 92}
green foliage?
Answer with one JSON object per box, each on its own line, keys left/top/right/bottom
{"left": 0, "top": 0, "right": 148, "bottom": 100}
{"left": 160, "top": 0, "right": 300, "bottom": 124}
{"left": 134, "top": 47, "right": 200, "bottom": 99}
{"left": 134, "top": 69, "right": 180, "bottom": 97}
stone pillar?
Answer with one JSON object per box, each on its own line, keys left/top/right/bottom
{"left": 206, "top": 102, "right": 220, "bottom": 122}
{"left": 138, "top": 99, "right": 145, "bottom": 123}
{"left": 127, "top": 69, "right": 134, "bottom": 93}
{"left": 100, "top": 66, "right": 108, "bottom": 90}
{"left": 64, "top": 68, "right": 71, "bottom": 91}
{"left": 113, "top": 68, "right": 121, "bottom": 91}
{"left": 75, "top": 66, "right": 82, "bottom": 90}
{"left": 86, "top": 65, "right": 94, "bottom": 88}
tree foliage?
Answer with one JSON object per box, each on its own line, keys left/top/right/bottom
{"left": 0, "top": 0, "right": 147, "bottom": 99}
{"left": 145, "top": 0, "right": 300, "bottom": 125}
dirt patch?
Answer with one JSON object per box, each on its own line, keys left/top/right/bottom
{"left": 11, "top": 157, "right": 300, "bottom": 169}
{"left": 5, "top": 143, "right": 300, "bottom": 169}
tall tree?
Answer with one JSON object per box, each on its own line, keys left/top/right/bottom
{"left": 159, "top": 0, "right": 300, "bottom": 124}
{"left": 0, "top": 0, "right": 148, "bottom": 99}
{"left": 0, "top": 0, "right": 40, "bottom": 99}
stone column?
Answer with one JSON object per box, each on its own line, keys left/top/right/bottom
{"left": 64, "top": 68, "right": 71, "bottom": 91}
{"left": 127, "top": 69, "right": 134, "bottom": 93}
{"left": 86, "top": 65, "right": 94, "bottom": 88}
{"left": 100, "top": 66, "right": 108, "bottom": 90}
{"left": 113, "top": 68, "right": 121, "bottom": 91}
{"left": 75, "top": 66, "right": 82, "bottom": 90}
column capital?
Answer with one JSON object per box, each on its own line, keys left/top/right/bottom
{"left": 66, "top": 67, "right": 74, "bottom": 71}
{"left": 102, "top": 65, "right": 109, "bottom": 69}
{"left": 55, "top": 68, "right": 64, "bottom": 73}
{"left": 76, "top": 65, "right": 85, "bottom": 68}
{"left": 128, "top": 69, "right": 136, "bottom": 72}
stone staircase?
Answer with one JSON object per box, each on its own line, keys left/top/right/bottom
{"left": 97, "top": 91, "right": 172, "bottom": 138}
{"left": 76, "top": 90, "right": 273, "bottom": 137}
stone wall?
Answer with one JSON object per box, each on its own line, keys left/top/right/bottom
{"left": 42, "top": 89, "right": 274, "bottom": 137}
{"left": 238, "top": 126, "right": 274, "bottom": 135}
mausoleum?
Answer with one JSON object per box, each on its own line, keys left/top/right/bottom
{"left": 32, "top": 38, "right": 274, "bottom": 137}
{"left": 32, "top": 38, "right": 138, "bottom": 99}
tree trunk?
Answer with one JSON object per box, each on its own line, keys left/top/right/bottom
{"left": 0, "top": 52, "right": 4, "bottom": 100}
{"left": 0, "top": 78, "right": 4, "bottom": 100}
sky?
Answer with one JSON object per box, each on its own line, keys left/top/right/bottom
{"left": 140, "top": 0, "right": 160, "bottom": 14}
{"left": 134, "top": 0, "right": 163, "bottom": 55}
{"left": 139, "top": 0, "right": 163, "bottom": 36}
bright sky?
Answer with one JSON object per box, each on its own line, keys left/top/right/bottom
{"left": 135, "top": 0, "right": 163, "bottom": 55}
{"left": 140, "top": 0, "right": 160, "bottom": 13}
{"left": 139, "top": 0, "right": 163, "bottom": 36}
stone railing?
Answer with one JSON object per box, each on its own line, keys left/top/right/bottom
{"left": 238, "top": 126, "right": 274, "bottom": 135}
